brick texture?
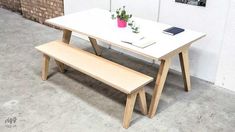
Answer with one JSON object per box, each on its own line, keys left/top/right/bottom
{"left": 0, "top": 0, "right": 21, "bottom": 12}
{"left": 21, "top": 0, "right": 64, "bottom": 24}
{"left": 0, "top": 0, "right": 64, "bottom": 25}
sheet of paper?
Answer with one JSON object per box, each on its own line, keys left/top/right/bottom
{"left": 132, "top": 38, "right": 156, "bottom": 48}
{"left": 119, "top": 32, "right": 144, "bottom": 43}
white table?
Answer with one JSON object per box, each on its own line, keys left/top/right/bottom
{"left": 46, "top": 8, "right": 206, "bottom": 118}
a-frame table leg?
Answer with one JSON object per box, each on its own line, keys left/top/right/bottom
{"left": 55, "top": 29, "right": 72, "bottom": 72}
{"left": 62, "top": 29, "right": 72, "bottom": 44}
{"left": 137, "top": 88, "right": 148, "bottom": 115}
{"left": 148, "top": 58, "right": 171, "bottom": 118}
{"left": 179, "top": 49, "right": 191, "bottom": 91}
{"left": 88, "top": 37, "right": 102, "bottom": 56}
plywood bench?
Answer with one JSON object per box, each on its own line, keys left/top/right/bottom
{"left": 35, "top": 41, "right": 153, "bottom": 128}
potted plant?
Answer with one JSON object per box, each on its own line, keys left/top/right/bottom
{"left": 112, "top": 6, "right": 132, "bottom": 28}
{"left": 111, "top": 6, "right": 140, "bottom": 33}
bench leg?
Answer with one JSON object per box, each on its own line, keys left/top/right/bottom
{"left": 42, "top": 54, "right": 50, "bottom": 81}
{"left": 138, "top": 88, "right": 147, "bottom": 115}
{"left": 55, "top": 29, "right": 72, "bottom": 73}
{"left": 123, "top": 92, "right": 137, "bottom": 129}
{"left": 179, "top": 49, "right": 191, "bottom": 91}
{"left": 88, "top": 37, "right": 102, "bottom": 56}
{"left": 148, "top": 58, "right": 171, "bottom": 118}
{"left": 55, "top": 60, "right": 65, "bottom": 73}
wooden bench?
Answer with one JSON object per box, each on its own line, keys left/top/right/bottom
{"left": 35, "top": 41, "right": 153, "bottom": 128}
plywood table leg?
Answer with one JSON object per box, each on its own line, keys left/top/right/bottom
{"left": 179, "top": 49, "right": 191, "bottom": 91}
{"left": 88, "top": 37, "right": 102, "bottom": 56}
{"left": 55, "top": 29, "right": 72, "bottom": 72}
{"left": 123, "top": 92, "right": 137, "bottom": 129}
{"left": 62, "top": 29, "right": 72, "bottom": 44}
{"left": 138, "top": 88, "right": 147, "bottom": 115}
{"left": 42, "top": 54, "right": 50, "bottom": 81}
{"left": 148, "top": 58, "right": 171, "bottom": 118}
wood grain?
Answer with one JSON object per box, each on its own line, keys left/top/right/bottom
{"left": 148, "top": 58, "right": 171, "bottom": 118}
{"left": 62, "top": 29, "right": 72, "bottom": 44}
{"left": 44, "top": 9, "right": 206, "bottom": 119}
{"left": 55, "top": 59, "right": 65, "bottom": 73}
{"left": 138, "top": 88, "right": 147, "bottom": 115}
{"left": 36, "top": 41, "right": 153, "bottom": 94}
{"left": 42, "top": 54, "right": 50, "bottom": 81}
{"left": 55, "top": 29, "right": 72, "bottom": 72}
{"left": 123, "top": 92, "right": 137, "bottom": 129}
{"left": 179, "top": 49, "right": 191, "bottom": 91}
{"left": 88, "top": 37, "right": 102, "bottom": 56}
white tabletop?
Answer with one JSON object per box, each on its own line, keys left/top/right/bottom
{"left": 46, "top": 8, "right": 205, "bottom": 60}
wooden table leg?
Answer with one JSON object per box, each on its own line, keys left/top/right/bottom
{"left": 179, "top": 49, "right": 191, "bottom": 91}
{"left": 55, "top": 29, "right": 72, "bottom": 72}
{"left": 148, "top": 58, "right": 171, "bottom": 118}
{"left": 42, "top": 54, "right": 50, "bottom": 81}
{"left": 88, "top": 37, "right": 102, "bottom": 56}
{"left": 123, "top": 92, "right": 137, "bottom": 129}
{"left": 62, "top": 29, "right": 72, "bottom": 44}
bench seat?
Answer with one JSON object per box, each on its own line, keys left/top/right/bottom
{"left": 35, "top": 40, "right": 153, "bottom": 128}
{"left": 36, "top": 41, "right": 153, "bottom": 94}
